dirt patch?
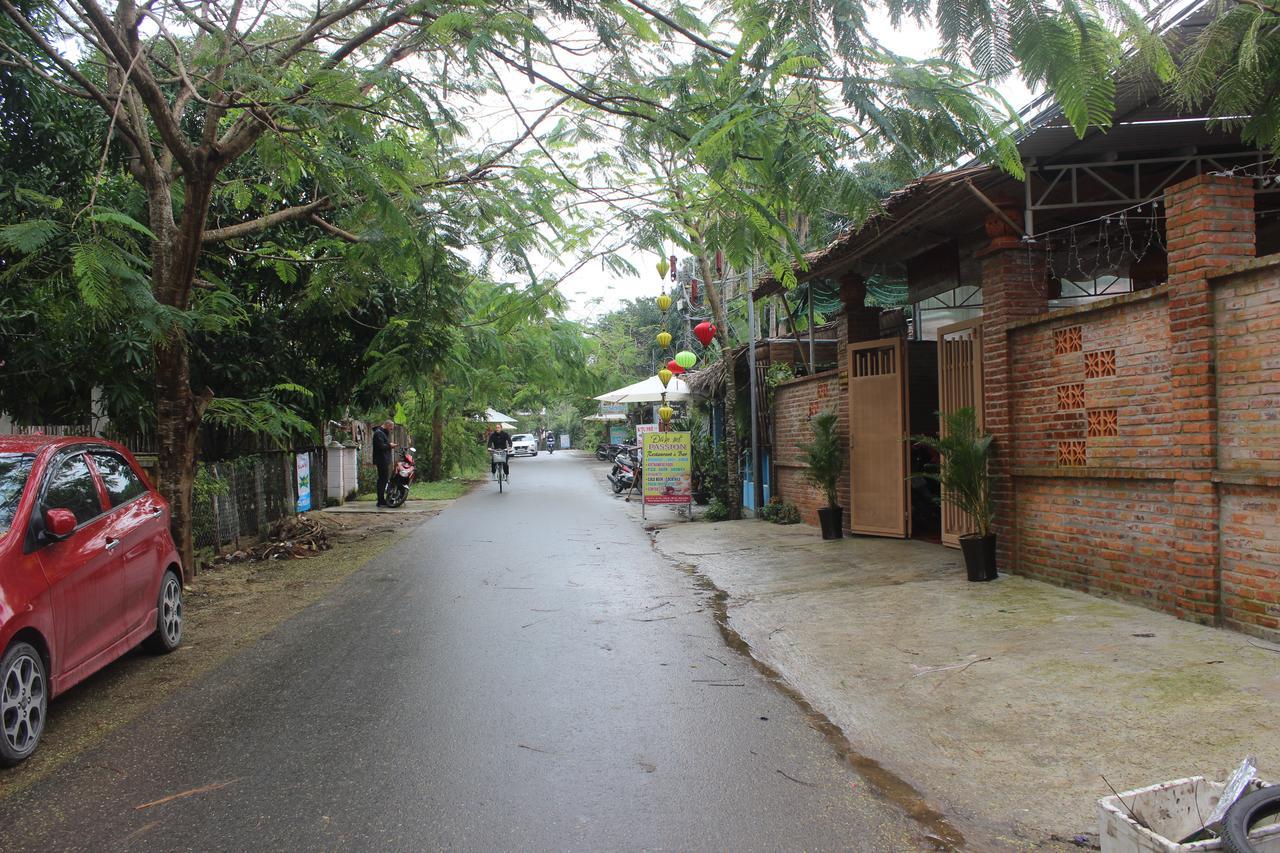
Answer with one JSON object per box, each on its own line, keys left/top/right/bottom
{"left": 0, "top": 506, "right": 442, "bottom": 799}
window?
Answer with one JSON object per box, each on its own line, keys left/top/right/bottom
{"left": 92, "top": 452, "right": 147, "bottom": 507}
{"left": 0, "top": 454, "right": 34, "bottom": 538}
{"left": 42, "top": 455, "right": 103, "bottom": 526}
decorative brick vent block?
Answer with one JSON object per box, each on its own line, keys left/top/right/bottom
{"left": 1087, "top": 408, "right": 1119, "bottom": 437}
{"left": 1084, "top": 349, "right": 1117, "bottom": 378}
{"left": 1058, "top": 440, "right": 1087, "bottom": 466}
{"left": 1057, "top": 383, "right": 1085, "bottom": 411}
{"left": 1054, "top": 326, "right": 1083, "bottom": 355}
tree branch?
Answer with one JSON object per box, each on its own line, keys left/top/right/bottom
{"left": 201, "top": 198, "right": 331, "bottom": 243}
{"left": 308, "top": 213, "right": 363, "bottom": 243}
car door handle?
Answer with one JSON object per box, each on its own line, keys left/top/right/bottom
{"left": 105, "top": 537, "right": 120, "bottom": 551}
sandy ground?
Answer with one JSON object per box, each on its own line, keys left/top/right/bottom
{"left": 0, "top": 503, "right": 447, "bottom": 799}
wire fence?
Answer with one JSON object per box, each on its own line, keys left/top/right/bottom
{"left": 193, "top": 448, "right": 328, "bottom": 553}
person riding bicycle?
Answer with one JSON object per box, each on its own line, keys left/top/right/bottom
{"left": 487, "top": 424, "right": 513, "bottom": 478}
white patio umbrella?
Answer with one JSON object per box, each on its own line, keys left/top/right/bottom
{"left": 582, "top": 413, "right": 628, "bottom": 421}
{"left": 478, "top": 408, "right": 516, "bottom": 424}
{"left": 593, "top": 375, "right": 694, "bottom": 403}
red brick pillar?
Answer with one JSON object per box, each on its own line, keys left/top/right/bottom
{"left": 840, "top": 273, "right": 881, "bottom": 344}
{"left": 1163, "top": 174, "right": 1255, "bottom": 624}
{"left": 980, "top": 227, "right": 1048, "bottom": 573}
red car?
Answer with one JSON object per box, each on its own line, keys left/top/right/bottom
{"left": 0, "top": 435, "right": 183, "bottom": 766}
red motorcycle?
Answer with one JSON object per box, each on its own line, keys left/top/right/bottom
{"left": 384, "top": 446, "right": 417, "bottom": 507}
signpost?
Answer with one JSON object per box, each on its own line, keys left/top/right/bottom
{"left": 609, "top": 424, "right": 627, "bottom": 445}
{"left": 295, "top": 452, "right": 312, "bottom": 512}
{"left": 641, "top": 431, "right": 692, "bottom": 520}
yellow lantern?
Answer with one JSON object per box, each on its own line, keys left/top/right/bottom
{"left": 658, "top": 368, "right": 673, "bottom": 387}
{"left": 656, "top": 331, "right": 672, "bottom": 348}
{"left": 659, "top": 405, "right": 674, "bottom": 422}
{"left": 657, "top": 257, "right": 670, "bottom": 279}
{"left": 656, "top": 293, "right": 672, "bottom": 312}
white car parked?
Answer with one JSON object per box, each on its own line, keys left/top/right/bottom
{"left": 510, "top": 434, "right": 538, "bottom": 457}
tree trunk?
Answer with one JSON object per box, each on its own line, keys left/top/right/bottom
{"left": 149, "top": 175, "right": 217, "bottom": 581}
{"left": 697, "top": 255, "right": 742, "bottom": 520}
{"left": 154, "top": 339, "right": 202, "bottom": 582}
{"left": 428, "top": 372, "right": 445, "bottom": 481}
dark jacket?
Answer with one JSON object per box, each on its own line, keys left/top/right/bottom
{"left": 487, "top": 430, "right": 513, "bottom": 450}
{"left": 372, "top": 426, "right": 392, "bottom": 466}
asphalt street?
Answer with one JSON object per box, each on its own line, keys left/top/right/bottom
{"left": 0, "top": 451, "right": 948, "bottom": 851}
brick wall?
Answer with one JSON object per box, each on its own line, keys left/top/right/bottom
{"left": 1213, "top": 257, "right": 1280, "bottom": 638}
{"left": 773, "top": 369, "right": 850, "bottom": 530}
{"left": 1009, "top": 293, "right": 1174, "bottom": 470}
{"left": 1015, "top": 477, "right": 1178, "bottom": 611}
{"left": 985, "top": 175, "right": 1277, "bottom": 639}
{"left": 1215, "top": 261, "right": 1280, "bottom": 471}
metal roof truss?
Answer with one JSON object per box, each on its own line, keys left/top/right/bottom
{"left": 1023, "top": 150, "right": 1271, "bottom": 236}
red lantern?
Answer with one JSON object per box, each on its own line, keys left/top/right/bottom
{"left": 667, "top": 359, "right": 685, "bottom": 375}
{"left": 669, "top": 254, "right": 677, "bottom": 282}
{"left": 693, "top": 322, "right": 716, "bottom": 347}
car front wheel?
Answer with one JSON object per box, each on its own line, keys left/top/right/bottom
{"left": 0, "top": 641, "right": 47, "bottom": 767}
{"left": 143, "top": 570, "right": 183, "bottom": 654}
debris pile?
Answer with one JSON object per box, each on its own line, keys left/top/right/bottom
{"left": 213, "top": 516, "right": 334, "bottom": 565}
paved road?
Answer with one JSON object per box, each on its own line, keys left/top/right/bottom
{"left": 0, "top": 453, "right": 947, "bottom": 851}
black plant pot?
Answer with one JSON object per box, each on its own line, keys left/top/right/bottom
{"left": 959, "top": 533, "right": 998, "bottom": 582}
{"left": 817, "top": 506, "right": 844, "bottom": 540}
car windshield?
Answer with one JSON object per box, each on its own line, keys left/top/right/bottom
{"left": 0, "top": 454, "right": 35, "bottom": 539}
{"left": 513, "top": 435, "right": 532, "bottom": 442}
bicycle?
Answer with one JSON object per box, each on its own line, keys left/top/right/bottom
{"left": 491, "top": 449, "right": 509, "bottom": 492}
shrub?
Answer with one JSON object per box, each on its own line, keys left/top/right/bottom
{"left": 703, "top": 498, "right": 729, "bottom": 522}
{"left": 758, "top": 498, "right": 801, "bottom": 524}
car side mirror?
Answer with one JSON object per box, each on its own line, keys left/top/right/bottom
{"left": 43, "top": 509, "right": 77, "bottom": 540}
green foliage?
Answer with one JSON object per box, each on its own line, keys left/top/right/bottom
{"left": 1172, "top": 3, "right": 1280, "bottom": 152}
{"left": 764, "top": 362, "right": 796, "bottom": 388}
{"left": 703, "top": 498, "right": 730, "bottom": 522}
{"left": 758, "top": 498, "right": 801, "bottom": 524}
{"left": 801, "top": 411, "right": 845, "bottom": 509}
{"left": 910, "top": 407, "right": 993, "bottom": 537}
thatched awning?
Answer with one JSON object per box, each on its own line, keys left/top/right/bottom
{"left": 681, "top": 360, "right": 726, "bottom": 398}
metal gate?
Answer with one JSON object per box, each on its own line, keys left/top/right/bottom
{"left": 847, "top": 338, "right": 909, "bottom": 537}
{"left": 937, "top": 320, "right": 984, "bottom": 547}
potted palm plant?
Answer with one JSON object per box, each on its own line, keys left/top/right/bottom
{"left": 801, "top": 411, "right": 845, "bottom": 540}
{"left": 912, "top": 407, "right": 996, "bottom": 581}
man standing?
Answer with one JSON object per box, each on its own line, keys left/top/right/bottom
{"left": 373, "top": 419, "right": 397, "bottom": 507}
{"left": 487, "top": 424, "right": 513, "bottom": 479}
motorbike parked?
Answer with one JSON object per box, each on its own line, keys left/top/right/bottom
{"left": 384, "top": 446, "right": 417, "bottom": 507}
{"left": 596, "top": 441, "right": 623, "bottom": 461}
{"left": 606, "top": 445, "right": 642, "bottom": 494}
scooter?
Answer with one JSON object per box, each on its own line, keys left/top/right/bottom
{"left": 606, "top": 446, "right": 641, "bottom": 494}
{"left": 384, "top": 447, "right": 417, "bottom": 508}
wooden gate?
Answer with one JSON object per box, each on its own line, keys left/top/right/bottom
{"left": 847, "top": 338, "right": 909, "bottom": 537}
{"left": 937, "top": 320, "right": 984, "bottom": 547}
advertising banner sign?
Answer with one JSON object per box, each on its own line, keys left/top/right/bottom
{"left": 295, "top": 452, "right": 312, "bottom": 512}
{"left": 636, "top": 423, "right": 658, "bottom": 439}
{"left": 609, "top": 424, "right": 627, "bottom": 445}
{"left": 642, "top": 432, "right": 692, "bottom": 506}
{"left": 600, "top": 402, "right": 626, "bottom": 417}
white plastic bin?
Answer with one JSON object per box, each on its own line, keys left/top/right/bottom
{"left": 1099, "top": 776, "right": 1280, "bottom": 852}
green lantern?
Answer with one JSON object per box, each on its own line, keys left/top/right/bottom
{"left": 674, "top": 350, "right": 696, "bottom": 370}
